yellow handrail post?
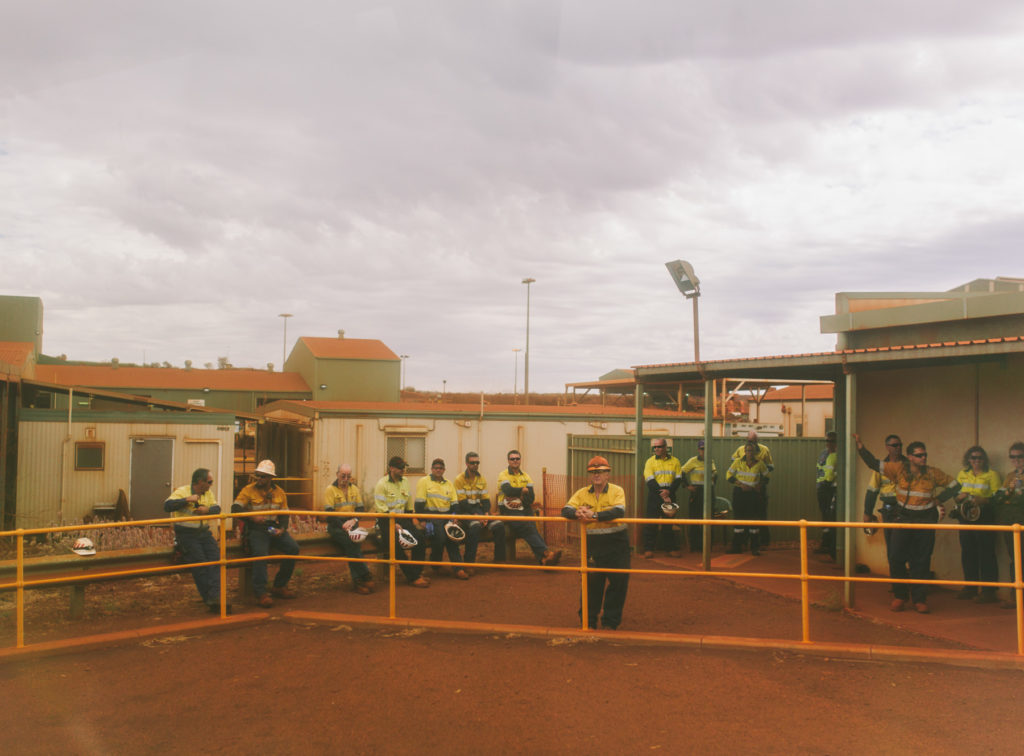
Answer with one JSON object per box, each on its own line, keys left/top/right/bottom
{"left": 799, "top": 519, "right": 810, "bottom": 644}
{"left": 1014, "top": 525, "right": 1022, "bottom": 656}
{"left": 579, "top": 522, "right": 589, "bottom": 631}
{"left": 219, "top": 513, "right": 228, "bottom": 617}
{"left": 388, "top": 515, "right": 397, "bottom": 620}
{"left": 16, "top": 528, "right": 24, "bottom": 643}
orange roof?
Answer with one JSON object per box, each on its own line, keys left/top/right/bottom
{"left": 266, "top": 399, "right": 698, "bottom": 419}
{"left": 761, "top": 385, "right": 834, "bottom": 401}
{"left": 34, "top": 364, "right": 310, "bottom": 392}
{"left": 0, "top": 342, "right": 34, "bottom": 370}
{"left": 299, "top": 337, "right": 398, "bottom": 361}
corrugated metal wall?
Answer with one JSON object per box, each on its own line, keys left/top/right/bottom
{"left": 16, "top": 420, "right": 234, "bottom": 528}
{"left": 567, "top": 435, "right": 837, "bottom": 543}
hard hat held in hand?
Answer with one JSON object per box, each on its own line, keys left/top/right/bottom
{"left": 661, "top": 502, "right": 679, "bottom": 516}
{"left": 348, "top": 527, "right": 369, "bottom": 543}
{"left": 397, "top": 527, "right": 418, "bottom": 549}
{"left": 505, "top": 498, "right": 523, "bottom": 510}
{"left": 444, "top": 521, "right": 466, "bottom": 542}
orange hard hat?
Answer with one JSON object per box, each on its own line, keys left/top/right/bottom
{"left": 587, "top": 455, "right": 611, "bottom": 472}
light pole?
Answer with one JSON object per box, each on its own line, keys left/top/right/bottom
{"left": 278, "top": 313, "right": 293, "bottom": 370}
{"left": 399, "top": 354, "right": 409, "bottom": 390}
{"left": 512, "top": 347, "right": 522, "bottom": 403}
{"left": 664, "top": 260, "right": 701, "bottom": 362}
{"left": 521, "top": 277, "right": 535, "bottom": 402}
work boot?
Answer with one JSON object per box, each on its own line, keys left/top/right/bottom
{"left": 410, "top": 577, "right": 430, "bottom": 588}
{"left": 889, "top": 598, "right": 905, "bottom": 612}
{"left": 455, "top": 569, "right": 470, "bottom": 580}
{"left": 541, "top": 549, "right": 563, "bottom": 566}
{"left": 271, "top": 587, "right": 297, "bottom": 599}
{"left": 956, "top": 587, "right": 978, "bottom": 600}
{"left": 257, "top": 594, "right": 274, "bottom": 608}
{"left": 749, "top": 532, "right": 761, "bottom": 557}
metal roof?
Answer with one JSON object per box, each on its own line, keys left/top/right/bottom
{"left": 634, "top": 335, "right": 1024, "bottom": 382}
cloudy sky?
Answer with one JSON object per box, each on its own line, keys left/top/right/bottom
{"left": 3, "top": 1, "right": 1024, "bottom": 392}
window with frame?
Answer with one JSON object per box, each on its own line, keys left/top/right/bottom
{"left": 386, "top": 435, "right": 426, "bottom": 474}
{"left": 75, "top": 442, "right": 105, "bottom": 471}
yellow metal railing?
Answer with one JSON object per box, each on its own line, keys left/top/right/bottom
{"left": 2, "top": 513, "right": 1022, "bottom": 657}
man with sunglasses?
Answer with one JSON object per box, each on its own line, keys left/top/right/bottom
{"left": 853, "top": 434, "right": 960, "bottom": 614}
{"left": 454, "top": 452, "right": 505, "bottom": 569}
{"left": 641, "top": 438, "right": 683, "bottom": 559}
{"left": 496, "top": 450, "right": 562, "bottom": 566}
{"left": 863, "top": 435, "right": 906, "bottom": 556}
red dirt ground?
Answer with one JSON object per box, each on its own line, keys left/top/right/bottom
{"left": 1, "top": 548, "right": 1021, "bottom": 754}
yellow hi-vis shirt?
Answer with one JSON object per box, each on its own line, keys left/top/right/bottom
{"left": 732, "top": 443, "right": 775, "bottom": 471}
{"left": 453, "top": 471, "right": 490, "bottom": 511}
{"left": 373, "top": 475, "right": 412, "bottom": 515}
{"left": 726, "top": 458, "right": 770, "bottom": 488}
{"left": 496, "top": 469, "right": 534, "bottom": 509}
{"left": 879, "top": 460, "right": 956, "bottom": 511}
{"left": 682, "top": 456, "right": 716, "bottom": 486}
{"left": 643, "top": 455, "right": 683, "bottom": 488}
{"left": 323, "top": 482, "right": 362, "bottom": 512}
{"left": 565, "top": 483, "right": 627, "bottom": 535}
{"left": 415, "top": 475, "right": 458, "bottom": 513}
{"left": 955, "top": 469, "right": 1001, "bottom": 500}
{"left": 167, "top": 485, "right": 217, "bottom": 529}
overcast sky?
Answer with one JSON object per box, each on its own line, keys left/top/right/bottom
{"left": 3, "top": 1, "right": 1024, "bottom": 392}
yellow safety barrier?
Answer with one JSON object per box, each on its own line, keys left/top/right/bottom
{"left": 2, "top": 513, "right": 1023, "bottom": 658}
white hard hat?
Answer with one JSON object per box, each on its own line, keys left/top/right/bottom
{"left": 444, "top": 521, "right": 467, "bottom": 542}
{"left": 255, "top": 459, "right": 277, "bottom": 477}
{"left": 348, "top": 527, "right": 369, "bottom": 543}
{"left": 72, "top": 537, "right": 96, "bottom": 556}
{"left": 505, "top": 498, "right": 523, "bottom": 511}
{"left": 397, "top": 527, "right": 418, "bottom": 549}
{"left": 661, "top": 502, "right": 680, "bottom": 516}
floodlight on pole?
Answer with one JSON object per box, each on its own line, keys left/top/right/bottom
{"left": 521, "top": 278, "right": 535, "bottom": 402}
{"left": 664, "top": 260, "right": 701, "bottom": 362}
{"left": 278, "top": 313, "right": 293, "bottom": 370}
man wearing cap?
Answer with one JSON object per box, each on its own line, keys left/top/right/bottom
{"left": 324, "top": 463, "right": 375, "bottom": 595}
{"left": 373, "top": 456, "right": 429, "bottom": 587}
{"left": 165, "top": 467, "right": 228, "bottom": 613}
{"left": 496, "top": 450, "right": 562, "bottom": 566}
{"left": 232, "top": 459, "right": 300, "bottom": 608}
{"left": 453, "top": 452, "right": 504, "bottom": 569}
{"left": 641, "top": 438, "right": 684, "bottom": 559}
{"left": 814, "top": 432, "right": 839, "bottom": 561}
{"left": 416, "top": 458, "right": 470, "bottom": 580}
{"left": 681, "top": 441, "right": 717, "bottom": 552}
{"left": 562, "top": 456, "right": 629, "bottom": 630}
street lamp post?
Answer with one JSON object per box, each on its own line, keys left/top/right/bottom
{"left": 521, "top": 277, "right": 535, "bottom": 402}
{"left": 512, "top": 347, "right": 522, "bottom": 403}
{"left": 399, "top": 354, "right": 409, "bottom": 390}
{"left": 277, "top": 313, "right": 293, "bottom": 370}
{"left": 664, "top": 260, "right": 701, "bottom": 362}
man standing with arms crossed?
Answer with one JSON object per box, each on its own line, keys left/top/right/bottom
{"left": 562, "top": 456, "right": 629, "bottom": 630}
{"left": 496, "top": 449, "right": 562, "bottom": 566}
{"left": 641, "top": 438, "right": 684, "bottom": 559}
{"left": 454, "top": 452, "right": 505, "bottom": 569}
